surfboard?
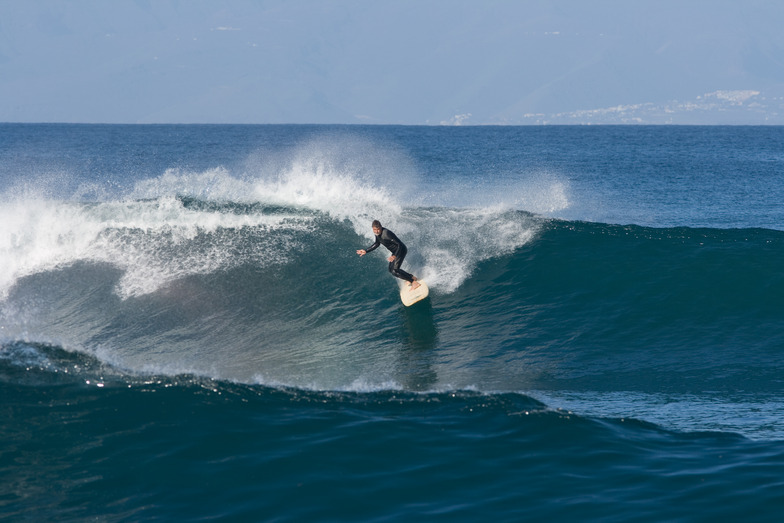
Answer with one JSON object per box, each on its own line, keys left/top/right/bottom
{"left": 400, "top": 280, "right": 429, "bottom": 307}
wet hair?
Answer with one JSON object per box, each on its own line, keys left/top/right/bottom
{"left": 371, "top": 220, "right": 382, "bottom": 229}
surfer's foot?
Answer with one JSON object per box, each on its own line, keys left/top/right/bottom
{"left": 411, "top": 281, "right": 421, "bottom": 290}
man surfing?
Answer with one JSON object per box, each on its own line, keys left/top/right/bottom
{"left": 357, "top": 220, "right": 421, "bottom": 290}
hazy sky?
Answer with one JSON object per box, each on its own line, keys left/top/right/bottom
{"left": 2, "top": 0, "right": 784, "bottom": 124}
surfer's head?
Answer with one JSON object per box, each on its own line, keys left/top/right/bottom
{"left": 371, "top": 220, "right": 382, "bottom": 235}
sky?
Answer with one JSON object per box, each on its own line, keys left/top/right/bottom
{"left": 2, "top": 0, "right": 784, "bottom": 125}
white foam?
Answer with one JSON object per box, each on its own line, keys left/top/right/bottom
{"left": 252, "top": 156, "right": 403, "bottom": 228}
{"left": 0, "top": 193, "right": 310, "bottom": 299}
{"left": 377, "top": 206, "right": 539, "bottom": 293}
{"left": 241, "top": 140, "right": 548, "bottom": 293}
{"left": 130, "top": 167, "right": 254, "bottom": 202}
{"left": 129, "top": 139, "right": 412, "bottom": 234}
{"left": 1, "top": 135, "right": 556, "bottom": 299}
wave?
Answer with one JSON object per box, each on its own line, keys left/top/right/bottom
{"left": 2, "top": 202, "right": 781, "bottom": 379}
{"left": 1, "top": 163, "right": 782, "bottom": 402}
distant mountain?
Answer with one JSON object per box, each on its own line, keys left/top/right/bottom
{"left": 514, "top": 89, "right": 784, "bottom": 125}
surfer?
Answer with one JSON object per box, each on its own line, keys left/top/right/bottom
{"left": 357, "top": 220, "right": 421, "bottom": 290}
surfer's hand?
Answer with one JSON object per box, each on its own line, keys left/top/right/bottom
{"left": 357, "top": 249, "right": 366, "bottom": 256}
{"left": 388, "top": 255, "right": 396, "bottom": 262}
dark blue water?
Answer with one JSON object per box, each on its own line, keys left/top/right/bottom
{"left": 2, "top": 124, "right": 784, "bottom": 520}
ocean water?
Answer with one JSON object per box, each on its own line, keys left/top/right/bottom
{"left": 1, "top": 123, "right": 784, "bottom": 521}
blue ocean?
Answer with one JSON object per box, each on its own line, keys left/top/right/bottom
{"left": 1, "top": 124, "right": 783, "bottom": 521}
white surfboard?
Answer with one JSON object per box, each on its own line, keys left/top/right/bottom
{"left": 400, "top": 281, "right": 429, "bottom": 307}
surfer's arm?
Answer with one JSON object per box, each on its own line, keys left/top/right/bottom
{"left": 363, "top": 236, "right": 381, "bottom": 254}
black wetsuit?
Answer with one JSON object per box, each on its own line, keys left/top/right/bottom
{"left": 365, "top": 228, "right": 415, "bottom": 283}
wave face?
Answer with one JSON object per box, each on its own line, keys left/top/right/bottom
{"left": 2, "top": 124, "right": 784, "bottom": 520}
